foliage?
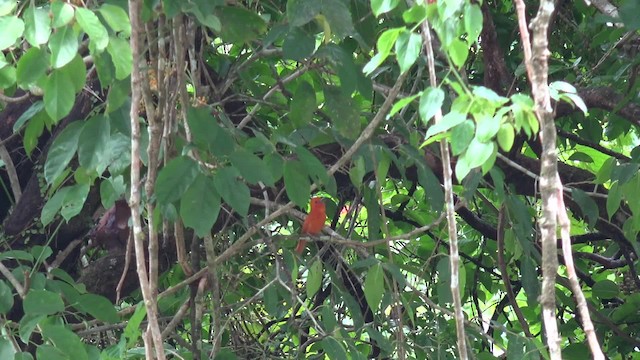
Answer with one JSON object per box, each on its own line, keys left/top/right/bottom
{"left": 0, "top": 0, "right": 639, "bottom": 359}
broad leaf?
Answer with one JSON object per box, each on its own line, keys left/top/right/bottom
{"left": 180, "top": 174, "right": 221, "bottom": 237}
{"left": 155, "top": 156, "right": 199, "bottom": 205}
{"left": 213, "top": 166, "right": 250, "bottom": 217}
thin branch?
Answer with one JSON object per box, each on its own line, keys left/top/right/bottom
{"left": 0, "top": 143, "right": 21, "bottom": 202}
{"left": 514, "top": 0, "right": 562, "bottom": 358}
{"left": 128, "top": 0, "right": 166, "bottom": 358}
{"left": 0, "top": 261, "right": 25, "bottom": 298}
{"left": 420, "top": 19, "right": 468, "bottom": 359}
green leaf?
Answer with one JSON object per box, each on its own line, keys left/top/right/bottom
{"left": 419, "top": 87, "right": 445, "bottom": 125}
{"left": 287, "top": 0, "right": 354, "bottom": 39}
{"left": 23, "top": 111, "right": 45, "bottom": 157}
{"left": 155, "top": 156, "right": 199, "bottom": 205}
{"left": 75, "top": 294, "right": 119, "bottom": 323}
{"left": 78, "top": 114, "right": 111, "bottom": 174}
{"left": 229, "top": 147, "right": 274, "bottom": 185}
{"left": 36, "top": 345, "right": 67, "bottom": 360}
{"left": 0, "top": 280, "right": 13, "bottom": 314}
{"left": 364, "top": 263, "right": 384, "bottom": 311}
{"left": 217, "top": 6, "right": 266, "bottom": 43}
{"left": 283, "top": 160, "right": 310, "bottom": 208}
{"left": 24, "top": 5, "right": 51, "bottom": 47}
{"left": 521, "top": 257, "right": 540, "bottom": 309}
{"left": 23, "top": 289, "right": 64, "bottom": 315}
{"left": 395, "top": 30, "right": 421, "bottom": 74}
{"left": 571, "top": 188, "right": 599, "bottom": 228}
{"left": 180, "top": 174, "right": 221, "bottom": 237}
{"left": 389, "top": 93, "right": 419, "bottom": 117}
{"left": 14, "top": 352, "right": 34, "bottom": 360}
{"left": 76, "top": 7, "right": 109, "bottom": 52}
{"left": 462, "top": 138, "right": 495, "bottom": 169}
{"left": 51, "top": 1, "right": 74, "bottom": 28}
{"left": 448, "top": 38, "right": 469, "bottom": 67}
{"left": 607, "top": 181, "right": 622, "bottom": 220}
{"left": 0, "top": 0, "right": 17, "bottom": 16}
{"left": 592, "top": 279, "right": 619, "bottom": 299}
{"left": 0, "top": 15, "right": 24, "bottom": 50}
{"left": 324, "top": 86, "right": 360, "bottom": 139}
{"left": 436, "top": 257, "right": 451, "bottom": 305}
{"left": 0, "top": 338, "right": 15, "bottom": 360}
{"left": 349, "top": 156, "right": 366, "bottom": 188}
{"left": 363, "top": 27, "right": 403, "bottom": 75}
{"left": 295, "top": 147, "right": 333, "bottom": 194}
{"left": 497, "top": 123, "right": 515, "bottom": 151}
{"left": 425, "top": 110, "right": 465, "bottom": 139}
{"left": 60, "top": 183, "right": 90, "bottom": 221}
{"left": 16, "top": 47, "right": 48, "bottom": 89}
{"left": 187, "top": 106, "right": 236, "bottom": 156}
{"left": 123, "top": 303, "right": 146, "bottom": 347}
{"left": 321, "top": 337, "right": 348, "bottom": 360}
{"left": 98, "top": 4, "right": 131, "bottom": 37}
{"left": 463, "top": 3, "right": 482, "bottom": 44}
{"left": 49, "top": 25, "right": 78, "bottom": 68}
{"left": 474, "top": 112, "right": 500, "bottom": 142}
{"left": 282, "top": 27, "right": 315, "bottom": 61}
{"left": 41, "top": 323, "right": 88, "bottom": 360}
{"left": 450, "top": 120, "right": 474, "bottom": 156}
{"left": 107, "top": 36, "right": 132, "bottom": 80}
{"left": 44, "top": 121, "right": 84, "bottom": 184}
{"left": 59, "top": 54, "right": 87, "bottom": 93}
{"left": 13, "top": 101, "right": 45, "bottom": 132}
{"left": 306, "top": 260, "right": 323, "bottom": 298}
{"left": 290, "top": 81, "right": 317, "bottom": 128}
{"left": 371, "top": 0, "right": 400, "bottom": 17}
{"left": 213, "top": 166, "right": 250, "bottom": 217}
{"left": 0, "top": 65, "right": 15, "bottom": 88}
{"left": 43, "top": 68, "right": 76, "bottom": 122}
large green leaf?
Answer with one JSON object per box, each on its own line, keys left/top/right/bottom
{"left": 213, "top": 166, "right": 250, "bottom": 217}
{"left": 49, "top": 24, "right": 78, "bottom": 68}
{"left": 41, "top": 323, "right": 88, "bottom": 360}
{"left": 44, "top": 121, "right": 84, "bottom": 184}
{"left": 0, "top": 15, "right": 24, "bottom": 50}
{"left": 283, "top": 159, "right": 310, "bottom": 208}
{"left": 24, "top": 5, "right": 51, "bottom": 46}
{"left": 60, "top": 183, "right": 90, "bottom": 221}
{"left": 289, "top": 81, "right": 317, "bottom": 128}
{"left": 43, "top": 67, "right": 76, "bottom": 122}
{"left": 78, "top": 114, "right": 111, "bottom": 174}
{"left": 23, "top": 289, "right": 65, "bottom": 315}
{"left": 16, "top": 47, "right": 48, "bottom": 89}
{"left": 229, "top": 147, "right": 274, "bottom": 186}
{"left": 306, "top": 260, "right": 323, "bottom": 298}
{"left": 74, "top": 294, "right": 119, "bottom": 323}
{"left": 287, "top": 0, "right": 354, "bottom": 40}
{"left": 50, "top": 1, "right": 74, "bottom": 28}
{"left": 155, "top": 156, "right": 199, "bottom": 205}
{"left": 106, "top": 35, "right": 132, "bottom": 80}
{"left": 98, "top": 4, "right": 131, "bottom": 37}
{"left": 0, "top": 280, "right": 13, "bottom": 314}
{"left": 180, "top": 174, "right": 221, "bottom": 237}
{"left": 216, "top": 6, "right": 266, "bottom": 43}
{"left": 76, "top": 7, "right": 109, "bottom": 52}
{"left": 371, "top": 0, "right": 400, "bottom": 17}
{"left": 321, "top": 337, "right": 348, "bottom": 360}
{"left": 364, "top": 263, "right": 384, "bottom": 311}
{"left": 324, "top": 86, "right": 360, "bottom": 139}
{"left": 395, "top": 30, "right": 421, "bottom": 74}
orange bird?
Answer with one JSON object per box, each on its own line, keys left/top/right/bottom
{"left": 295, "top": 197, "right": 326, "bottom": 254}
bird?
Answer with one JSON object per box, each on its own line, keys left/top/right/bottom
{"left": 295, "top": 197, "right": 326, "bottom": 254}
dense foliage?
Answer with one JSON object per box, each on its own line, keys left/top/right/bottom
{"left": 1, "top": 0, "right": 640, "bottom": 358}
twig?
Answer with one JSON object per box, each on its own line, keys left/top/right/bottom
{"left": 0, "top": 143, "right": 21, "bottom": 202}
{"left": 128, "top": 0, "right": 166, "bottom": 358}
{"left": 0, "top": 261, "right": 25, "bottom": 298}
{"left": 421, "top": 18, "right": 468, "bottom": 360}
